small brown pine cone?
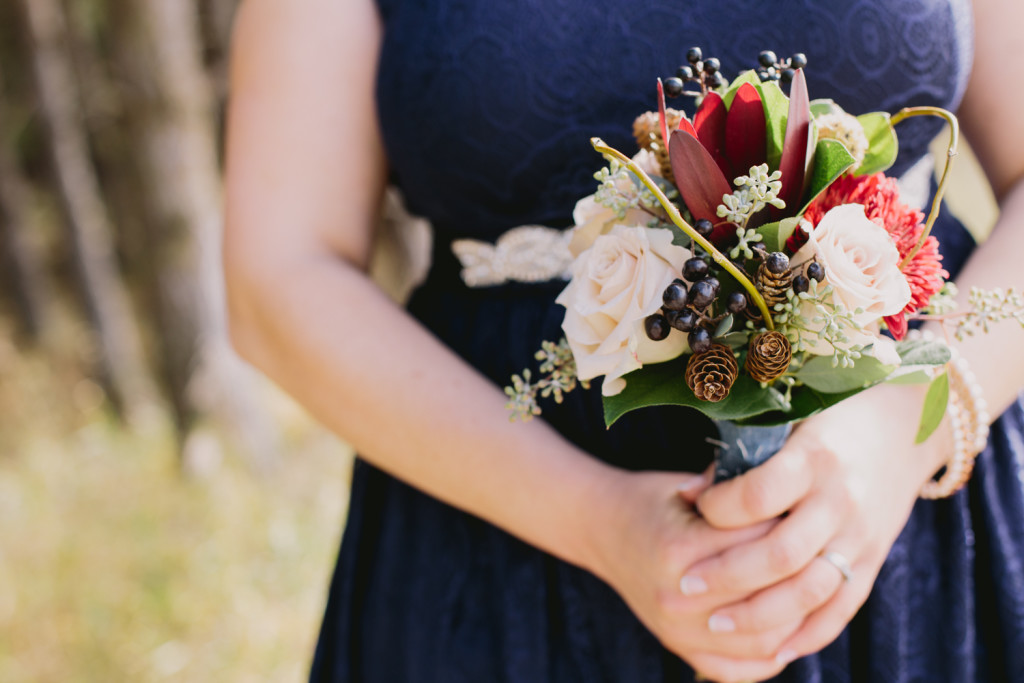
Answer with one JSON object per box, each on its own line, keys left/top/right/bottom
{"left": 632, "top": 109, "right": 684, "bottom": 184}
{"left": 745, "top": 331, "right": 793, "bottom": 383}
{"left": 685, "top": 343, "right": 739, "bottom": 402}
{"left": 755, "top": 262, "right": 794, "bottom": 310}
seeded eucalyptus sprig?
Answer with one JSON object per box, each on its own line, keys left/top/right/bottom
{"left": 505, "top": 338, "right": 589, "bottom": 422}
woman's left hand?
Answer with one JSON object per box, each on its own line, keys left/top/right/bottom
{"left": 679, "top": 381, "right": 952, "bottom": 667}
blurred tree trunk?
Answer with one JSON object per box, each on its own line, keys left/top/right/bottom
{"left": 108, "top": 0, "right": 278, "bottom": 468}
{"left": 19, "top": 0, "right": 166, "bottom": 427}
{"left": 0, "top": 63, "right": 53, "bottom": 342}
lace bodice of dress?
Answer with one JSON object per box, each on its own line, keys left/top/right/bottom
{"left": 373, "top": 0, "right": 972, "bottom": 243}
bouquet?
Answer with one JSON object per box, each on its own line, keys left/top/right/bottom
{"left": 507, "top": 48, "right": 1024, "bottom": 480}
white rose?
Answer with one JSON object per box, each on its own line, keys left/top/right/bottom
{"left": 556, "top": 225, "right": 691, "bottom": 396}
{"left": 792, "top": 204, "right": 911, "bottom": 361}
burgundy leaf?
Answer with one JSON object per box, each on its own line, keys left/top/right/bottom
{"left": 724, "top": 83, "right": 767, "bottom": 180}
{"left": 676, "top": 115, "right": 698, "bottom": 139}
{"left": 656, "top": 78, "right": 671, "bottom": 154}
{"left": 693, "top": 91, "right": 729, "bottom": 179}
{"left": 775, "top": 69, "right": 811, "bottom": 218}
{"left": 669, "top": 129, "right": 733, "bottom": 240}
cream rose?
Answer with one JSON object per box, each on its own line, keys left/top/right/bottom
{"left": 556, "top": 225, "right": 691, "bottom": 396}
{"left": 792, "top": 204, "right": 911, "bottom": 362}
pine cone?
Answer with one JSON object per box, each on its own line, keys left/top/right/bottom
{"left": 685, "top": 343, "right": 739, "bottom": 402}
{"left": 745, "top": 331, "right": 792, "bottom": 383}
{"left": 632, "top": 109, "right": 684, "bottom": 184}
{"left": 755, "top": 262, "right": 794, "bottom": 310}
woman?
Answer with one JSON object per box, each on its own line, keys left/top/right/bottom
{"left": 223, "top": 0, "right": 1024, "bottom": 680}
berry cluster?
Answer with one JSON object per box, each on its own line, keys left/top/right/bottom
{"left": 644, "top": 218, "right": 747, "bottom": 353}
{"left": 662, "top": 47, "right": 725, "bottom": 99}
{"left": 755, "top": 50, "right": 807, "bottom": 84}
{"left": 792, "top": 259, "right": 826, "bottom": 294}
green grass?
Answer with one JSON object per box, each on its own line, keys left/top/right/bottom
{"left": 0, "top": 325, "right": 353, "bottom": 682}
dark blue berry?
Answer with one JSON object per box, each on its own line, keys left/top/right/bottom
{"left": 726, "top": 291, "right": 748, "bottom": 313}
{"left": 663, "top": 77, "right": 685, "bottom": 98}
{"left": 645, "top": 314, "right": 671, "bottom": 341}
{"left": 689, "top": 328, "right": 713, "bottom": 354}
{"left": 683, "top": 257, "right": 709, "bottom": 282}
{"left": 694, "top": 218, "right": 714, "bottom": 237}
{"left": 791, "top": 53, "right": 808, "bottom": 69}
{"left": 758, "top": 50, "right": 778, "bottom": 67}
{"left": 707, "top": 72, "right": 726, "bottom": 89}
{"left": 758, "top": 70, "right": 771, "bottom": 82}
{"left": 766, "top": 252, "right": 790, "bottom": 274}
{"left": 662, "top": 279, "right": 689, "bottom": 310}
{"left": 781, "top": 68, "right": 796, "bottom": 83}
{"left": 792, "top": 274, "right": 810, "bottom": 294}
{"left": 687, "top": 47, "right": 703, "bottom": 64}
{"left": 677, "top": 64, "right": 695, "bottom": 80}
{"left": 689, "top": 277, "right": 720, "bottom": 309}
{"left": 806, "top": 262, "right": 825, "bottom": 282}
{"left": 668, "top": 308, "right": 700, "bottom": 332}
{"left": 703, "top": 57, "right": 721, "bottom": 74}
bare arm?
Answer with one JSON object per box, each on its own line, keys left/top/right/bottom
{"left": 223, "top": 0, "right": 610, "bottom": 574}
{"left": 223, "top": 2, "right": 781, "bottom": 679}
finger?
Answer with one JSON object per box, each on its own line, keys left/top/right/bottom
{"left": 706, "top": 550, "right": 846, "bottom": 634}
{"left": 685, "top": 650, "right": 787, "bottom": 683}
{"left": 676, "top": 467, "right": 714, "bottom": 505}
{"left": 682, "top": 491, "right": 844, "bottom": 595}
{"left": 685, "top": 619, "right": 803, "bottom": 660}
{"left": 773, "top": 548, "right": 886, "bottom": 665}
{"left": 697, "top": 443, "right": 814, "bottom": 528}
{"left": 669, "top": 517, "right": 779, "bottom": 601}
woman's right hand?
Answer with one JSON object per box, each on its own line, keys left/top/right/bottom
{"left": 583, "top": 469, "right": 796, "bottom": 682}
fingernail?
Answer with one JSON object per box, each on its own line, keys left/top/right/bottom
{"left": 679, "top": 575, "right": 708, "bottom": 595}
{"left": 676, "top": 475, "right": 706, "bottom": 492}
{"left": 708, "top": 614, "right": 735, "bottom": 633}
{"left": 775, "top": 649, "right": 798, "bottom": 666}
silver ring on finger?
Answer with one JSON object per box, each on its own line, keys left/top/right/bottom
{"left": 819, "top": 549, "right": 854, "bottom": 584}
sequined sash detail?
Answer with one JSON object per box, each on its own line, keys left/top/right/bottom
{"left": 451, "top": 225, "right": 573, "bottom": 287}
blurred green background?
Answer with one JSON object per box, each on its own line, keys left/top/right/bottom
{"left": 0, "top": 0, "right": 998, "bottom": 681}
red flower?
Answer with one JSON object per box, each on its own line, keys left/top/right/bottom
{"left": 802, "top": 173, "right": 947, "bottom": 340}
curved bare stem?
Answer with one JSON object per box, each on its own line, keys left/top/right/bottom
{"left": 890, "top": 106, "right": 959, "bottom": 269}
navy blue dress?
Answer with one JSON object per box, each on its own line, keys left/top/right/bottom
{"left": 312, "top": 1, "right": 1024, "bottom": 680}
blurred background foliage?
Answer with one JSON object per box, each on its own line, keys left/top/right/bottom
{"left": 0, "top": 0, "right": 998, "bottom": 680}
{"left": 0, "top": 0, "right": 358, "bottom": 680}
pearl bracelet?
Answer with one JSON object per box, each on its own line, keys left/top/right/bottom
{"left": 908, "top": 330, "right": 990, "bottom": 499}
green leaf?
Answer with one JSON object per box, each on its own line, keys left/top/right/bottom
{"left": 722, "top": 70, "right": 762, "bottom": 108}
{"left": 756, "top": 80, "right": 790, "bottom": 170}
{"left": 757, "top": 216, "right": 802, "bottom": 253}
{"left": 810, "top": 98, "right": 844, "bottom": 117}
{"left": 602, "top": 358, "right": 790, "bottom": 427}
{"left": 668, "top": 223, "right": 693, "bottom": 249}
{"left": 799, "top": 139, "right": 856, "bottom": 214}
{"left": 794, "top": 354, "right": 895, "bottom": 393}
{"left": 886, "top": 368, "right": 934, "bottom": 385}
{"left": 854, "top": 112, "right": 898, "bottom": 176}
{"left": 915, "top": 372, "right": 950, "bottom": 444}
{"left": 714, "top": 314, "right": 735, "bottom": 338}
{"left": 895, "top": 338, "right": 952, "bottom": 366}
{"left": 720, "top": 331, "right": 750, "bottom": 348}
{"left": 737, "top": 385, "right": 861, "bottom": 427}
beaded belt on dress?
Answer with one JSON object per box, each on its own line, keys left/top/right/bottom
{"left": 450, "top": 225, "right": 573, "bottom": 287}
